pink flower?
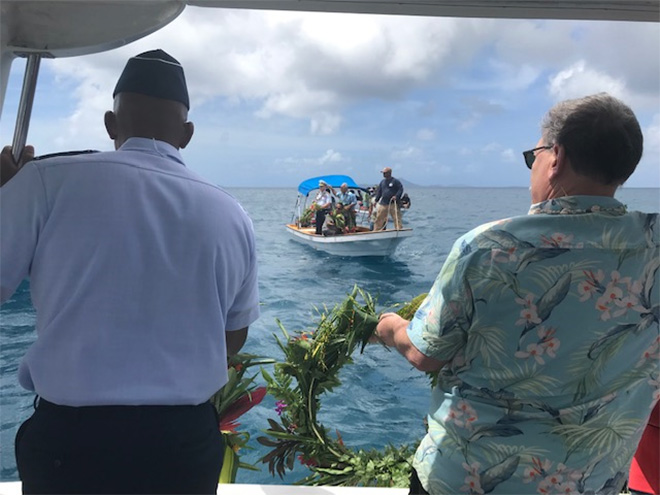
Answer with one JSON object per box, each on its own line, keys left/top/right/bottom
{"left": 275, "top": 400, "right": 288, "bottom": 416}
{"left": 577, "top": 279, "right": 598, "bottom": 301}
{"left": 517, "top": 306, "right": 542, "bottom": 326}
{"left": 492, "top": 247, "right": 518, "bottom": 263}
{"left": 595, "top": 296, "right": 613, "bottom": 321}
{"left": 461, "top": 474, "right": 484, "bottom": 494}
{"left": 515, "top": 343, "right": 545, "bottom": 364}
{"left": 542, "top": 337, "right": 560, "bottom": 358}
{"left": 613, "top": 295, "right": 646, "bottom": 317}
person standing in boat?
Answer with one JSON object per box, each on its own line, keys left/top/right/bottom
{"left": 0, "top": 49, "right": 260, "bottom": 494}
{"left": 373, "top": 166, "right": 404, "bottom": 230}
{"left": 373, "top": 93, "right": 658, "bottom": 495}
{"left": 313, "top": 179, "right": 334, "bottom": 235}
{"left": 337, "top": 182, "right": 358, "bottom": 231}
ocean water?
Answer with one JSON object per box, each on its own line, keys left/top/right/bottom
{"left": 1, "top": 187, "right": 658, "bottom": 484}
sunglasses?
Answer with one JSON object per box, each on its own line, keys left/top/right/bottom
{"left": 522, "top": 145, "right": 553, "bottom": 169}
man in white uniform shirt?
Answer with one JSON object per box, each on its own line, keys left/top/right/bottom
{"left": 0, "top": 49, "right": 260, "bottom": 494}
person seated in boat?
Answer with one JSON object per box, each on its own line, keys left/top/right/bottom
{"left": 336, "top": 182, "right": 357, "bottom": 230}
{"left": 399, "top": 192, "right": 411, "bottom": 210}
{"left": 373, "top": 167, "right": 404, "bottom": 230}
{"left": 321, "top": 211, "right": 342, "bottom": 236}
{"left": 0, "top": 49, "right": 260, "bottom": 494}
{"left": 373, "top": 93, "right": 658, "bottom": 495}
{"left": 312, "top": 180, "right": 333, "bottom": 235}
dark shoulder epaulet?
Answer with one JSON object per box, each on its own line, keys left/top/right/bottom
{"left": 33, "top": 149, "right": 100, "bottom": 161}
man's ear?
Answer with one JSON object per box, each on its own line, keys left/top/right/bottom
{"left": 104, "top": 111, "right": 117, "bottom": 140}
{"left": 179, "top": 121, "right": 194, "bottom": 149}
{"left": 549, "top": 143, "right": 566, "bottom": 180}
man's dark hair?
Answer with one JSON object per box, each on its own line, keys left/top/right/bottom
{"left": 541, "top": 93, "right": 643, "bottom": 185}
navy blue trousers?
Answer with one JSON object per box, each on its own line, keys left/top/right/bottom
{"left": 15, "top": 398, "right": 224, "bottom": 494}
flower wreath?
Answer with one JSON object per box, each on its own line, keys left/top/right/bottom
{"left": 257, "top": 286, "right": 429, "bottom": 486}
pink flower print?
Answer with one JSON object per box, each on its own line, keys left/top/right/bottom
{"left": 613, "top": 294, "right": 646, "bottom": 317}
{"left": 595, "top": 295, "right": 613, "bottom": 321}
{"left": 577, "top": 279, "right": 598, "bottom": 301}
{"left": 462, "top": 461, "right": 481, "bottom": 476}
{"left": 544, "top": 472, "right": 564, "bottom": 488}
{"left": 461, "top": 474, "right": 484, "bottom": 494}
{"left": 523, "top": 466, "right": 541, "bottom": 484}
{"left": 550, "top": 232, "right": 574, "bottom": 247}
{"left": 603, "top": 284, "right": 624, "bottom": 302}
{"left": 515, "top": 293, "right": 536, "bottom": 307}
{"left": 537, "top": 479, "right": 552, "bottom": 494}
{"left": 609, "top": 270, "right": 631, "bottom": 287}
{"left": 461, "top": 462, "right": 484, "bottom": 494}
{"left": 629, "top": 279, "right": 643, "bottom": 295}
{"left": 517, "top": 306, "right": 542, "bottom": 326}
{"left": 491, "top": 247, "right": 518, "bottom": 263}
{"left": 515, "top": 343, "right": 546, "bottom": 364}
{"left": 456, "top": 400, "right": 478, "bottom": 429}
{"left": 558, "top": 481, "right": 577, "bottom": 494}
{"left": 447, "top": 407, "right": 464, "bottom": 427}
{"left": 542, "top": 337, "right": 560, "bottom": 358}
{"left": 535, "top": 327, "right": 561, "bottom": 358}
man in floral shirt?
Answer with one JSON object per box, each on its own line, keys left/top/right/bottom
{"left": 375, "top": 93, "right": 659, "bottom": 494}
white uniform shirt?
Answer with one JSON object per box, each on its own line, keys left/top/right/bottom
{"left": 0, "top": 138, "right": 260, "bottom": 406}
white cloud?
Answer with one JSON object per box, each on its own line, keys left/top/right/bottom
{"left": 501, "top": 148, "right": 516, "bottom": 163}
{"left": 548, "top": 60, "right": 627, "bottom": 102}
{"left": 319, "top": 149, "right": 343, "bottom": 164}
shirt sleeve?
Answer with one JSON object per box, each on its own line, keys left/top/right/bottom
{"left": 374, "top": 183, "right": 382, "bottom": 202}
{"left": 395, "top": 180, "right": 404, "bottom": 200}
{"left": 407, "top": 233, "right": 474, "bottom": 362}
{"left": 225, "top": 217, "right": 260, "bottom": 331}
{"left": 0, "top": 164, "right": 49, "bottom": 303}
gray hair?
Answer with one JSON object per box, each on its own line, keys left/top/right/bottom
{"left": 541, "top": 93, "right": 643, "bottom": 185}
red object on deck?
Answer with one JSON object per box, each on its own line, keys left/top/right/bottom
{"left": 629, "top": 402, "right": 660, "bottom": 495}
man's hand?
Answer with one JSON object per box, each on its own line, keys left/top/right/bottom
{"left": 1, "top": 145, "right": 35, "bottom": 187}
{"left": 374, "top": 312, "right": 445, "bottom": 372}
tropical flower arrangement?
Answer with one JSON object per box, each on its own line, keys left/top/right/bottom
{"left": 257, "top": 286, "right": 430, "bottom": 486}
{"left": 210, "top": 353, "right": 275, "bottom": 483}
{"left": 299, "top": 205, "right": 315, "bottom": 227}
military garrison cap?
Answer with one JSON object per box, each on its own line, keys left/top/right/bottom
{"left": 113, "top": 49, "right": 189, "bottom": 109}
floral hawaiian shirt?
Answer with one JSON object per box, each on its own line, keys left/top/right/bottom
{"left": 408, "top": 196, "right": 659, "bottom": 495}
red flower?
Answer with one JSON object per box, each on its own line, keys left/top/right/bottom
{"left": 298, "top": 455, "right": 318, "bottom": 467}
{"left": 219, "top": 387, "right": 267, "bottom": 432}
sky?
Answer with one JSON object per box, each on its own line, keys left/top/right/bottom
{"left": 1, "top": 6, "right": 659, "bottom": 188}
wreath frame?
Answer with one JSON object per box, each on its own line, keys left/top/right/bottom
{"left": 257, "top": 286, "right": 428, "bottom": 486}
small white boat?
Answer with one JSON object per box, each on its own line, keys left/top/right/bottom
{"left": 286, "top": 175, "right": 413, "bottom": 257}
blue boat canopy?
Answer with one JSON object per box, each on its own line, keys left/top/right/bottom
{"left": 297, "top": 175, "right": 367, "bottom": 196}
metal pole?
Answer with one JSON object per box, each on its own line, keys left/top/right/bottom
{"left": 11, "top": 53, "right": 42, "bottom": 164}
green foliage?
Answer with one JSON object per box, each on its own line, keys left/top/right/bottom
{"left": 257, "top": 286, "right": 428, "bottom": 486}
{"left": 210, "top": 353, "right": 275, "bottom": 482}
{"left": 299, "top": 206, "right": 314, "bottom": 227}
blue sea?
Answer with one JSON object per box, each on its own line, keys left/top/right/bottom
{"left": 1, "top": 187, "right": 659, "bottom": 484}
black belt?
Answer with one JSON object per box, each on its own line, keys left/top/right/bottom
{"left": 35, "top": 397, "right": 209, "bottom": 416}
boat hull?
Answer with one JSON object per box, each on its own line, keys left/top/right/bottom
{"left": 286, "top": 224, "right": 413, "bottom": 257}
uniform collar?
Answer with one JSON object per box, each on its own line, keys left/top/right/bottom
{"left": 119, "top": 137, "right": 186, "bottom": 167}
{"left": 529, "top": 195, "right": 627, "bottom": 216}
